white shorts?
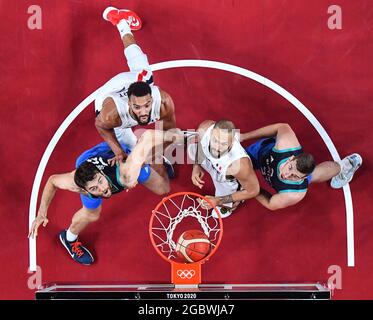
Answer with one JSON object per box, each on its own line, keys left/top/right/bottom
{"left": 94, "top": 44, "right": 153, "bottom": 112}
{"left": 94, "top": 44, "right": 153, "bottom": 149}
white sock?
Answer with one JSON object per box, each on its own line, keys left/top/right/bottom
{"left": 117, "top": 19, "right": 132, "bottom": 38}
{"left": 66, "top": 228, "right": 78, "bottom": 242}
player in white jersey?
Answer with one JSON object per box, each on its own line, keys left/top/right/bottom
{"left": 95, "top": 7, "right": 176, "bottom": 165}
{"left": 189, "top": 120, "right": 260, "bottom": 218}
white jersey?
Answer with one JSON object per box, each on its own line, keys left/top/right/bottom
{"left": 94, "top": 71, "right": 162, "bottom": 129}
{"left": 94, "top": 70, "right": 162, "bottom": 148}
{"left": 199, "top": 125, "right": 250, "bottom": 196}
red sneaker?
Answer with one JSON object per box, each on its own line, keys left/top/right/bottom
{"left": 102, "top": 6, "right": 142, "bottom": 30}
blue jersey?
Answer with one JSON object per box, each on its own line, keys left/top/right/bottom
{"left": 75, "top": 142, "right": 151, "bottom": 209}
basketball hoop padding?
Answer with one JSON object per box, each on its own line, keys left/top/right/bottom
{"left": 171, "top": 262, "right": 202, "bottom": 285}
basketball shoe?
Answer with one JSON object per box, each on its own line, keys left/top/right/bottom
{"left": 102, "top": 6, "right": 142, "bottom": 30}
{"left": 59, "top": 230, "right": 94, "bottom": 265}
{"left": 331, "top": 153, "right": 362, "bottom": 189}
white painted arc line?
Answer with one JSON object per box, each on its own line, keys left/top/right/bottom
{"left": 28, "top": 90, "right": 99, "bottom": 271}
{"left": 152, "top": 60, "right": 341, "bottom": 158}
{"left": 28, "top": 59, "right": 355, "bottom": 272}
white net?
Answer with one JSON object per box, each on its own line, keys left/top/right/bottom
{"left": 151, "top": 193, "right": 222, "bottom": 261}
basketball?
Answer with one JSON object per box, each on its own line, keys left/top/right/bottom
{"left": 176, "top": 230, "right": 212, "bottom": 263}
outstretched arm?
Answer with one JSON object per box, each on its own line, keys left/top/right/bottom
{"left": 28, "top": 171, "right": 79, "bottom": 238}
{"left": 255, "top": 188, "right": 306, "bottom": 211}
{"left": 121, "top": 129, "right": 183, "bottom": 187}
{"left": 240, "top": 123, "right": 298, "bottom": 144}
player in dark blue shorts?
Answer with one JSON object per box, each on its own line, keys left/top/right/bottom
{"left": 241, "top": 123, "right": 362, "bottom": 211}
{"left": 29, "top": 130, "right": 175, "bottom": 265}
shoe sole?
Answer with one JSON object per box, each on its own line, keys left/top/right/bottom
{"left": 59, "top": 234, "right": 94, "bottom": 266}
{"left": 345, "top": 153, "right": 363, "bottom": 183}
{"left": 102, "top": 6, "right": 119, "bottom": 21}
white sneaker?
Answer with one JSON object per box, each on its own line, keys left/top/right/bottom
{"left": 331, "top": 153, "right": 362, "bottom": 189}
{"left": 212, "top": 206, "right": 233, "bottom": 219}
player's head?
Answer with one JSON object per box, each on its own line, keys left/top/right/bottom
{"left": 210, "top": 120, "right": 236, "bottom": 158}
{"left": 74, "top": 162, "right": 112, "bottom": 198}
{"left": 127, "top": 81, "right": 153, "bottom": 125}
{"left": 279, "top": 153, "right": 316, "bottom": 181}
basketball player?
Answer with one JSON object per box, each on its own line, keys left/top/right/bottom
{"left": 241, "top": 123, "right": 362, "bottom": 210}
{"left": 28, "top": 129, "right": 178, "bottom": 265}
{"left": 95, "top": 7, "right": 176, "bottom": 165}
{"left": 189, "top": 120, "right": 260, "bottom": 218}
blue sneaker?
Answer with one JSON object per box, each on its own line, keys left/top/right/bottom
{"left": 59, "top": 230, "right": 94, "bottom": 265}
{"left": 163, "top": 156, "right": 175, "bottom": 179}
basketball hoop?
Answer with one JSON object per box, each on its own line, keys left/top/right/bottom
{"left": 149, "top": 192, "right": 223, "bottom": 286}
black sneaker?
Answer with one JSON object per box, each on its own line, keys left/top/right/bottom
{"left": 59, "top": 230, "right": 94, "bottom": 265}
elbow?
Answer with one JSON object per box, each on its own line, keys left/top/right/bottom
{"left": 253, "top": 185, "right": 260, "bottom": 198}
{"left": 47, "top": 175, "right": 57, "bottom": 186}
{"left": 278, "top": 123, "right": 292, "bottom": 130}
{"left": 277, "top": 123, "right": 293, "bottom": 131}
{"left": 94, "top": 117, "right": 102, "bottom": 129}
{"left": 246, "top": 185, "right": 260, "bottom": 199}
{"left": 94, "top": 116, "right": 111, "bottom": 132}
{"left": 267, "top": 205, "right": 279, "bottom": 212}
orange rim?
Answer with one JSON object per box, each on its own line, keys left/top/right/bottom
{"left": 149, "top": 191, "right": 224, "bottom": 267}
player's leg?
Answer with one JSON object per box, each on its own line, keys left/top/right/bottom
{"left": 68, "top": 206, "right": 101, "bottom": 236}
{"left": 59, "top": 196, "right": 102, "bottom": 265}
{"left": 103, "top": 7, "right": 152, "bottom": 77}
{"left": 308, "top": 161, "right": 340, "bottom": 183}
{"left": 140, "top": 164, "right": 170, "bottom": 195}
{"left": 309, "top": 153, "right": 362, "bottom": 188}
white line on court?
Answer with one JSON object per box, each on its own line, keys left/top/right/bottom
{"left": 28, "top": 59, "right": 355, "bottom": 272}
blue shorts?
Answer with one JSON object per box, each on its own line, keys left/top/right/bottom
{"left": 76, "top": 142, "right": 151, "bottom": 210}
{"left": 245, "top": 139, "right": 313, "bottom": 184}
{"left": 245, "top": 139, "right": 275, "bottom": 170}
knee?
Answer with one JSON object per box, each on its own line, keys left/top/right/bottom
{"left": 88, "top": 208, "right": 101, "bottom": 222}
{"left": 83, "top": 207, "right": 101, "bottom": 223}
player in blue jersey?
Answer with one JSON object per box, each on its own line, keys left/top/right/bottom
{"left": 241, "top": 123, "right": 362, "bottom": 211}
{"left": 28, "top": 130, "right": 179, "bottom": 265}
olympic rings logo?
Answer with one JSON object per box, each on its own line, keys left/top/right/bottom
{"left": 177, "top": 269, "right": 196, "bottom": 279}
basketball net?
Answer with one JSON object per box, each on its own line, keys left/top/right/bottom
{"left": 150, "top": 192, "right": 223, "bottom": 286}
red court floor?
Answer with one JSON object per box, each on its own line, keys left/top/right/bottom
{"left": 0, "top": 0, "right": 372, "bottom": 299}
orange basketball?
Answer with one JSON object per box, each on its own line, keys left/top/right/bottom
{"left": 176, "top": 230, "right": 211, "bottom": 263}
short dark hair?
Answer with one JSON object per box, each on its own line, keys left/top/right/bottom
{"left": 74, "top": 161, "right": 100, "bottom": 189}
{"left": 294, "top": 153, "right": 316, "bottom": 175}
{"left": 127, "top": 81, "right": 152, "bottom": 98}
{"left": 213, "top": 120, "right": 236, "bottom": 134}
